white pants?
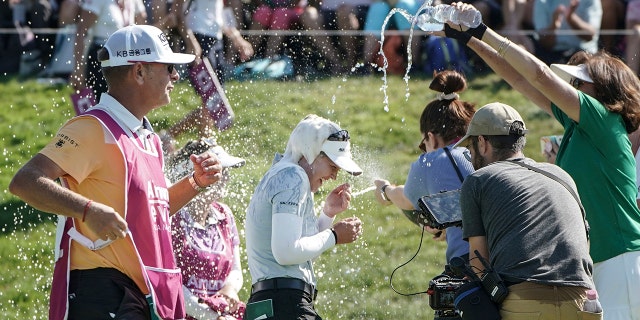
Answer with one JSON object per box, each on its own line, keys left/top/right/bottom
{"left": 593, "top": 251, "right": 640, "bottom": 320}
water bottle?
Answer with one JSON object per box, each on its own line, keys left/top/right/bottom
{"left": 415, "top": 7, "right": 444, "bottom": 31}
{"left": 415, "top": 4, "right": 482, "bottom": 32}
{"left": 583, "top": 289, "right": 603, "bottom": 313}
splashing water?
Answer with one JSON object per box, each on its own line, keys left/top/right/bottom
{"left": 378, "top": 0, "right": 434, "bottom": 111}
{"left": 352, "top": 186, "right": 376, "bottom": 198}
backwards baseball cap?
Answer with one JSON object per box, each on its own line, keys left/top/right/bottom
{"left": 550, "top": 63, "right": 593, "bottom": 84}
{"left": 453, "top": 102, "right": 528, "bottom": 148}
{"left": 101, "top": 25, "right": 195, "bottom": 68}
{"left": 285, "top": 114, "right": 363, "bottom": 176}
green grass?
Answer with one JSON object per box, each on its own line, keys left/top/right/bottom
{"left": 0, "top": 72, "right": 562, "bottom": 319}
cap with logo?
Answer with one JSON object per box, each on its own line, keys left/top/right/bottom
{"left": 321, "top": 130, "right": 363, "bottom": 176}
{"left": 166, "top": 138, "right": 245, "bottom": 183}
{"left": 453, "top": 102, "right": 528, "bottom": 148}
{"left": 285, "top": 114, "right": 363, "bottom": 176}
{"left": 550, "top": 64, "right": 593, "bottom": 84}
{"left": 101, "top": 25, "right": 195, "bottom": 68}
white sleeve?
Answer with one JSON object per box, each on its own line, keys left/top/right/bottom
{"left": 222, "top": 245, "right": 243, "bottom": 290}
{"left": 271, "top": 213, "right": 336, "bottom": 265}
{"left": 316, "top": 211, "right": 335, "bottom": 231}
{"left": 182, "top": 285, "right": 221, "bottom": 319}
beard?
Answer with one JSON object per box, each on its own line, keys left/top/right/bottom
{"left": 472, "top": 154, "right": 488, "bottom": 170}
{"left": 471, "top": 142, "right": 488, "bottom": 170}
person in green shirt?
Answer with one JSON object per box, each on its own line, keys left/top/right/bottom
{"left": 437, "top": 3, "right": 640, "bottom": 319}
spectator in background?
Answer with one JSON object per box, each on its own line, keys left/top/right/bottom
{"left": 373, "top": 70, "right": 475, "bottom": 274}
{"left": 248, "top": 0, "right": 348, "bottom": 74}
{"left": 318, "top": 0, "right": 373, "bottom": 69}
{"left": 599, "top": 0, "right": 626, "bottom": 56}
{"left": 441, "top": 4, "right": 640, "bottom": 316}
{"left": 532, "top": 0, "right": 602, "bottom": 64}
{"left": 499, "top": 0, "right": 534, "bottom": 52}
{"left": 70, "top": 0, "right": 147, "bottom": 97}
{"left": 9, "top": 0, "right": 57, "bottom": 76}
{"left": 157, "top": 0, "right": 254, "bottom": 147}
{"left": 625, "top": 0, "right": 640, "bottom": 76}
{"left": 362, "top": 0, "right": 422, "bottom": 74}
{"left": 0, "top": 0, "right": 21, "bottom": 74}
{"left": 167, "top": 139, "right": 247, "bottom": 320}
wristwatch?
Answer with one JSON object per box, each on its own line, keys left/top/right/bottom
{"left": 381, "top": 184, "right": 391, "bottom": 202}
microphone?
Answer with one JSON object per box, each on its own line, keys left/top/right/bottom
{"left": 449, "top": 256, "right": 481, "bottom": 282}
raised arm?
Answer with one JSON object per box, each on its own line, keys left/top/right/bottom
{"left": 449, "top": 2, "right": 583, "bottom": 121}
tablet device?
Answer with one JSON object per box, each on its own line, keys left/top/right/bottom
{"left": 417, "top": 189, "right": 463, "bottom": 230}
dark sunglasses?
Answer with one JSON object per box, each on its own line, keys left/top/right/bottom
{"left": 418, "top": 137, "right": 427, "bottom": 153}
{"left": 570, "top": 77, "right": 583, "bottom": 89}
{"left": 328, "top": 130, "right": 350, "bottom": 141}
{"left": 128, "top": 61, "right": 175, "bottom": 73}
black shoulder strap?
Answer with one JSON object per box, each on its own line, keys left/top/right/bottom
{"left": 444, "top": 147, "right": 464, "bottom": 183}
{"left": 505, "top": 160, "right": 589, "bottom": 241}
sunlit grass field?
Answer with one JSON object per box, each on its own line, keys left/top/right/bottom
{"left": 0, "top": 72, "right": 563, "bottom": 319}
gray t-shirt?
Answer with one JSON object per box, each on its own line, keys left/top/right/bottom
{"left": 244, "top": 160, "right": 318, "bottom": 286}
{"left": 461, "top": 158, "right": 594, "bottom": 288}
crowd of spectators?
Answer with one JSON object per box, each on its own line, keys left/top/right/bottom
{"left": 1, "top": 0, "right": 639, "bottom": 79}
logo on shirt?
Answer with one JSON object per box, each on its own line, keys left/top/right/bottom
{"left": 55, "top": 133, "right": 80, "bottom": 148}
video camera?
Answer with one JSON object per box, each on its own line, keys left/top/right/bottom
{"left": 428, "top": 273, "right": 467, "bottom": 310}
{"left": 426, "top": 254, "right": 507, "bottom": 320}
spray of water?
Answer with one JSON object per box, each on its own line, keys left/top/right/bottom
{"left": 378, "top": 0, "right": 434, "bottom": 111}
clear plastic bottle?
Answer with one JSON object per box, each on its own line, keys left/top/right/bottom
{"left": 415, "top": 7, "right": 444, "bottom": 31}
{"left": 583, "top": 289, "right": 603, "bottom": 313}
{"left": 415, "top": 4, "right": 482, "bottom": 31}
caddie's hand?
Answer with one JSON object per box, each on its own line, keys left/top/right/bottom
{"left": 83, "top": 200, "right": 128, "bottom": 241}
{"left": 324, "top": 183, "right": 351, "bottom": 218}
{"left": 191, "top": 152, "right": 222, "bottom": 188}
{"left": 332, "top": 216, "right": 363, "bottom": 244}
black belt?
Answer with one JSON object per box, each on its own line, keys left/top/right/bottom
{"left": 252, "top": 277, "right": 317, "bottom": 300}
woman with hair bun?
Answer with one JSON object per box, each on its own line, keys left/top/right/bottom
{"left": 375, "top": 70, "right": 476, "bottom": 274}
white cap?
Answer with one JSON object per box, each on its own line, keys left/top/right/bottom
{"left": 284, "top": 114, "right": 363, "bottom": 176}
{"left": 101, "top": 25, "right": 195, "bottom": 67}
{"left": 209, "top": 145, "right": 246, "bottom": 168}
{"left": 166, "top": 139, "right": 245, "bottom": 183}
{"left": 321, "top": 140, "right": 363, "bottom": 176}
{"left": 550, "top": 64, "right": 593, "bottom": 84}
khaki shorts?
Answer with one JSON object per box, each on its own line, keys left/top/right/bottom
{"left": 500, "top": 282, "right": 601, "bottom": 320}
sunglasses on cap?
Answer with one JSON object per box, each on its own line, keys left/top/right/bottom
{"left": 328, "top": 130, "right": 350, "bottom": 141}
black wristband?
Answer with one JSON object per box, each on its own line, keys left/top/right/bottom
{"left": 381, "top": 184, "right": 391, "bottom": 202}
{"left": 331, "top": 228, "right": 338, "bottom": 244}
{"left": 443, "top": 24, "right": 472, "bottom": 45}
{"left": 467, "top": 23, "right": 488, "bottom": 40}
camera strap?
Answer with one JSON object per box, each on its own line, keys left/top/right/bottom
{"left": 444, "top": 147, "right": 464, "bottom": 183}
{"left": 504, "top": 160, "right": 589, "bottom": 242}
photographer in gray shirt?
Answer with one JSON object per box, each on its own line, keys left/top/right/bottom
{"left": 455, "top": 102, "right": 598, "bottom": 319}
